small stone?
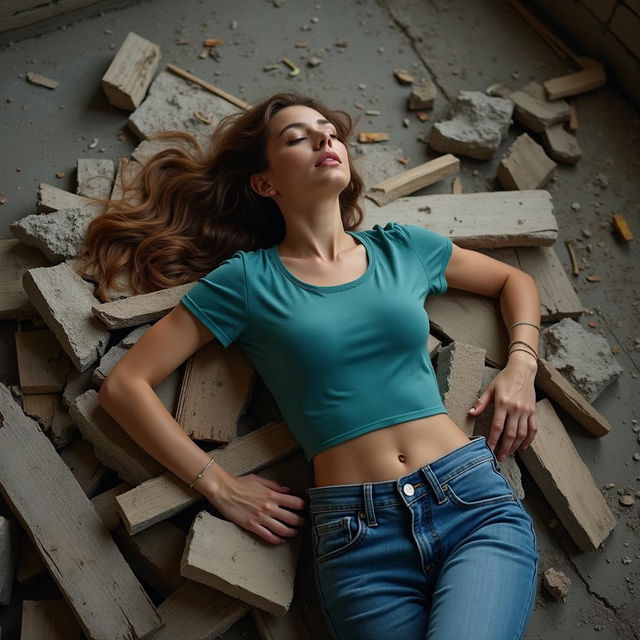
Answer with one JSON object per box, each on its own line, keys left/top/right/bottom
{"left": 394, "top": 68, "right": 414, "bottom": 85}
{"left": 622, "top": 556, "right": 632, "bottom": 564}
{"left": 310, "top": 15, "right": 319, "bottom": 23}
{"left": 511, "top": 71, "right": 520, "bottom": 80}
{"left": 571, "top": 202, "right": 581, "bottom": 211}
{"left": 633, "top": 453, "right": 640, "bottom": 461}
{"left": 582, "top": 229, "right": 592, "bottom": 238}
{"left": 307, "top": 56, "right": 322, "bottom": 67}
{"left": 402, "top": 117, "right": 410, "bottom": 127}
{"left": 593, "top": 173, "right": 609, "bottom": 188}
{"left": 543, "top": 567, "right": 571, "bottom": 600}
{"left": 619, "top": 494, "right": 635, "bottom": 506}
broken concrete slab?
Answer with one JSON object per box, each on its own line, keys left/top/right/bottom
{"left": 428, "top": 90, "right": 514, "bottom": 160}
{"left": 76, "top": 158, "right": 115, "bottom": 199}
{"left": 36, "top": 183, "right": 101, "bottom": 214}
{"left": 508, "top": 81, "right": 570, "bottom": 132}
{"left": 127, "top": 69, "right": 241, "bottom": 146}
{"left": 92, "top": 281, "right": 194, "bottom": 330}
{"left": 69, "top": 389, "right": 166, "bottom": 485}
{"left": 541, "top": 318, "right": 623, "bottom": 403}
{"left": 435, "top": 341, "right": 486, "bottom": 436}
{"left": 180, "top": 510, "right": 300, "bottom": 616}
{"left": 22, "top": 262, "right": 110, "bottom": 373}
{"left": 542, "top": 123, "right": 582, "bottom": 164}
{"left": 497, "top": 133, "right": 557, "bottom": 190}
{"left": 408, "top": 79, "right": 438, "bottom": 109}
{"left": 362, "top": 190, "right": 558, "bottom": 249}
{"left": 351, "top": 144, "right": 407, "bottom": 191}
{"left": 10, "top": 207, "right": 99, "bottom": 262}
{"left": 517, "top": 398, "right": 616, "bottom": 552}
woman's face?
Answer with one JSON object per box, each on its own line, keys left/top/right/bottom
{"left": 258, "top": 104, "right": 350, "bottom": 201}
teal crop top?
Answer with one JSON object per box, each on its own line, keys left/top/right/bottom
{"left": 179, "top": 221, "right": 454, "bottom": 461}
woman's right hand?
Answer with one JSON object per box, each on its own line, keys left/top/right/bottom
{"left": 205, "top": 472, "right": 307, "bottom": 545}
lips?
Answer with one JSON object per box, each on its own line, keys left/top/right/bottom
{"left": 315, "top": 151, "right": 341, "bottom": 166}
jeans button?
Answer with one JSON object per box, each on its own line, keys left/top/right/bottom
{"left": 403, "top": 483, "right": 415, "bottom": 496}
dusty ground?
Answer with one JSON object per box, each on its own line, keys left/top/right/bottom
{"left": 0, "top": 0, "right": 638, "bottom": 638}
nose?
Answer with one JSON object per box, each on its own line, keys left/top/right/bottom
{"left": 314, "top": 130, "right": 333, "bottom": 148}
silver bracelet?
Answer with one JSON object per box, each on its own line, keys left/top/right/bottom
{"left": 189, "top": 457, "right": 215, "bottom": 488}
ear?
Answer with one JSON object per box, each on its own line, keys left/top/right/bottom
{"left": 250, "top": 173, "right": 276, "bottom": 197}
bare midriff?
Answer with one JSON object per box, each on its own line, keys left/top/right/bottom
{"left": 312, "top": 413, "right": 472, "bottom": 487}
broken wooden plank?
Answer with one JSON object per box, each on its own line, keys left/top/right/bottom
{"left": 535, "top": 359, "right": 612, "bottom": 437}
{"left": 15, "top": 328, "right": 72, "bottom": 394}
{"left": 543, "top": 63, "right": 606, "bottom": 100}
{"left": 436, "top": 342, "right": 486, "bottom": 436}
{"left": 517, "top": 398, "right": 616, "bottom": 551}
{"left": 69, "top": 389, "right": 166, "bottom": 485}
{"left": 362, "top": 190, "right": 557, "bottom": 249}
{"left": 150, "top": 580, "right": 250, "bottom": 640}
{"left": 612, "top": 214, "right": 633, "bottom": 242}
{"left": 0, "top": 239, "right": 50, "bottom": 321}
{"left": 175, "top": 340, "right": 254, "bottom": 443}
{"left": 181, "top": 510, "right": 301, "bottom": 616}
{"left": 166, "top": 63, "right": 251, "bottom": 111}
{"left": 20, "top": 599, "right": 81, "bottom": 639}
{"left": 0, "top": 383, "right": 163, "bottom": 640}
{"left": 366, "top": 154, "right": 460, "bottom": 207}
{"left": 102, "top": 32, "right": 161, "bottom": 111}
{"left": 116, "top": 421, "right": 299, "bottom": 535}
{"left": 25, "top": 71, "right": 59, "bottom": 90}
{"left": 480, "top": 244, "right": 585, "bottom": 321}
{"left": 58, "top": 437, "right": 107, "bottom": 498}
{"left": 426, "top": 290, "right": 509, "bottom": 368}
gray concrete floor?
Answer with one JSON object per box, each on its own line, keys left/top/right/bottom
{"left": 1, "top": 0, "right": 639, "bottom": 638}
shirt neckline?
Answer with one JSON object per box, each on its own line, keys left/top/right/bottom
{"left": 269, "top": 230, "right": 375, "bottom": 292}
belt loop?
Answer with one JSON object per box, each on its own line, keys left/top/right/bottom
{"left": 421, "top": 465, "right": 447, "bottom": 504}
{"left": 362, "top": 483, "right": 377, "bottom": 527}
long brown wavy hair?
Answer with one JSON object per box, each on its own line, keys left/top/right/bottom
{"left": 73, "top": 91, "right": 366, "bottom": 303}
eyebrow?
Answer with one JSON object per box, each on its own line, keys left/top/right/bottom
{"left": 277, "top": 118, "right": 334, "bottom": 138}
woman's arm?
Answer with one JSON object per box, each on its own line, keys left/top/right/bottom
{"left": 97, "top": 303, "right": 306, "bottom": 544}
{"left": 444, "top": 244, "right": 541, "bottom": 460}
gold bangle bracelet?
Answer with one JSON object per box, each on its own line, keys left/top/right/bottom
{"left": 509, "top": 321, "right": 541, "bottom": 333}
{"left": 508, "top": 340, "right": 539, "bottom": 359}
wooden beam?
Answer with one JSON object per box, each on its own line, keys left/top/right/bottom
{"left": 543, "top": 63, "right": 606, "bottom": 100}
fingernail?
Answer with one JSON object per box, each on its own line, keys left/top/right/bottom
{"left": 468, "top": 407, "right": 475, "bottom": 413}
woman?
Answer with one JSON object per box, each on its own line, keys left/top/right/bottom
{"left": 84, "top": 91, "right": 540, "bottom": 639}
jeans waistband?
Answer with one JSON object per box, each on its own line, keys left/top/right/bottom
{"left": 307, "top": 435, "right": 497, "bottom": 514}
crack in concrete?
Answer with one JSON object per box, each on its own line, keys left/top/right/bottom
{"left": 378, "top": 0, "right": 452, "bottom": 104}
{"left": 597, "top": 316, "right": 640, "bottom": 376}
{"left": 564, "top": 553, "right": 640, "bottom": 639}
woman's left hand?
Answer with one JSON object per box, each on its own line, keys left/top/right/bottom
{"left": 468, "top": 353, "right": 538, "bottom": 461}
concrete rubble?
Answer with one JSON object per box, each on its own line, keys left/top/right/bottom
{"left": 0, "top": 3, "right": 637, "bottom": 638}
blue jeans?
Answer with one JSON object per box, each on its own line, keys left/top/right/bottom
{"left": 305, "top": 435, "right": 539, "bottom": 640}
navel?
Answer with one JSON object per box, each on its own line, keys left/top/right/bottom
{"left": 398, "top": 453, "right": 407, "bottom": 463}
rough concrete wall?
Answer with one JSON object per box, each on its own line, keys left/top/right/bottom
{"left": 529, "top": 0, "right": 640, "bottom": 106}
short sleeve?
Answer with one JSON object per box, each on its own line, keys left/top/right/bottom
{"left": 398, "top": 223, "right": 453, "bottom": 296}
{"left": 179, "top": 252, "right": 248, "bottom": 347}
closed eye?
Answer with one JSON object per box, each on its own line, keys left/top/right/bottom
{"left": 288, "top": 134, "right": 338, "bottom": 145}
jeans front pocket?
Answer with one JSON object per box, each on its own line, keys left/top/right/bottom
{"left": 312, "top": 508, "right": 367, "bottom": 565}
{"left": 442, "top": 456, "right": 518, "bottom": 508}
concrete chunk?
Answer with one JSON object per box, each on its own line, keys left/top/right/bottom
{"left": 76, "top": 158, "right": 115, "bottom": 199}
{"left": 22, "top": 262, "right": 110, "bottom": 372}
{"left": 10, "top": 207, "right": 99, "bottom": 262}
{"left": 508, "top": 81, "right": 570, "bottom": 132}
{"left": 428, "top": 91, "right": 514, "bottom": 160}
{"left": 128, "top": 70, "right": 241, "bottom": 146}
{"left": 180, "top": 510, "right": 300, "bottom": 616}
{"left": 541, "top": 318, "right": 623, "bottom": 403}
{"left": 542, "top": 124, "right": 582, "bottom": 163}
{"left": 497, "top": 133, "right": 557, "bottom": 190}
{"left": 408, "top": 80, "right": 438, "bottom": 109}
{"left": 436, "top": 342, "right": 486, "bottom": 436}
{"left": 543, "top": 567, "right": 571, "bottom": 601}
